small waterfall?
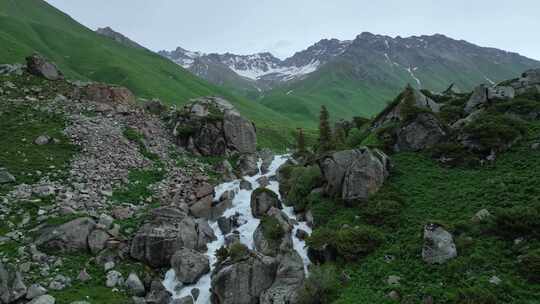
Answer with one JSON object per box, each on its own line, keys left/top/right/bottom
{"left": 163, "top": 155, "right": 312, "bottom": 303}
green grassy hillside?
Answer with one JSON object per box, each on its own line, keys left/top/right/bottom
{"left": 0, "top": 0, "right": 298, "bottom": 149}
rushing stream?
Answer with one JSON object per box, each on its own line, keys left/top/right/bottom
{"left": 163, "top": 155, "right": 312, "bottom": 303}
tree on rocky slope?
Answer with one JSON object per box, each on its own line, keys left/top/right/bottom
{"left": 318, "top": 105, "right": 333, "bottom": 153}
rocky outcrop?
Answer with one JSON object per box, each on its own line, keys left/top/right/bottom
{"left": 319, "top": 147, "right": 390, "bottom": 201}
{"left": 465, "top": 84, "right": 516, "bottom": 113}
{"left": 422, "top": 223, "right": 457, "bottom": 264}
{"left": 250, "top": 189, "right": 281, "bottom": 218}
{"left": 211, "top": 250, "right": 277, "bottom": 304}
{"left": 253, "top": 208, "right": 294, "bottom": 257}
{"left": 73, "top": 83, "right": 136, "bottom": 105}
{"left": 0, "top": 262, "right": 27, "bottom": 304}
{"left": 130, "top": 207, "right": 216, "bottom": 268}
{"left": 394, "top": 113, "right": 447, "bottom": 151}
{"left": 34, "top": 217, "right": 97, "bottom": 252}
{"left": 260, "top": 252, "right": 305, "bottom": 304}
{"left": 25, "top": 54, "right": 63, "bottom": 81}
{"left": 170, "top": 97, "right": 256, "bottom": 156}
{"left": 507, "top": 68, "right": 540, "bottom": 95}
{"left": 372, "top": 86, "right": 440, "bottom": 129}
{"left": 171, "top": 248, "right": 210, "bottom": 284}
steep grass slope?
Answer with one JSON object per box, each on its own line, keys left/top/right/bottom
{"left": 0, "top": 0, "right": 296, "bottom": 147}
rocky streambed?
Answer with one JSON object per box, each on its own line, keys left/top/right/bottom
{"left": 163, "top": 155, "right": 312, "bottom": 304}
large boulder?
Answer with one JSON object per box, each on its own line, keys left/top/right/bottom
{"left": 319, "top": 147, "right": 390, "bottom": 202}
{"left": 508, "top": 69, "right": 540, "bottom": 94}
{"left": 422, "top": 223, "right": 457, "bottom": 264}
{"left": 34, "top": 217, "right": 96, "bottom": 252}
{"left": 253, "top": 208, "right": 294, "bottom": 257}
{"left": 171, "top": 248, "right": 210, "bottom": 284}
{"left": 260, "top": 252, "right": 305, "bottom": 304}
{"left": 394, "top": 113, "right": 447, "bottom": 151}
{"left": 171, "top": 97, "right": 256, "bottom": 156}
{"left": 372, "top": 86, "right": 440, "bottom": 129}
{"left": 250, "top": 189, "right": 281, "bottom": 218}
{"left": 130, "top": 207, "right": 216, "bottom": 268}
{"left": 211, "top": 250, "right": 277, "bottom": 304}
{"left": 465, "top": 84, "right": 516, "bottom": 114}
{"left": 464, "top": 84, "right": 489, "bottom": 113}
{"left": 0, "top": 262, "right": 27, "bottom": 304}
{"left": 74, "top": 83, "right": 135, "bottom": 105}
{"left": 25, "top": 54, "right": 63, "bottom": 81}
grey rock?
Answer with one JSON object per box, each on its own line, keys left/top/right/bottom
{"left": 258, "top": 149, "right": 274, "bottom": 174}
{"left": 125, "top": 273, "right": 145, "bottom": 296}
{"left": 319, "top": 147, "right": 390, "bottom": 202}
{"left": 130, "top": 207, "right": 215, "bottom": 268}
{"left": 34, "top": 135, "right": 52, "bottom": 146}
{"left": 171, "top": 296, "right": 194, "bottom": 304}
{"left": 145, "top": 280, "right": 171, "bottom": 304}
{"left": 237, "top": 153, "right": 259, "bottom": 176}
{"left": 171, "top": 97, "right": 256, "bottom": 156}
{"left": 88, "top": 229, "right": 110, "bottom": 254}
{"left": 191, "top": 288, "right": 200, "bottom": 301}
{"left": 171, "top": 248, "right": 210, "bottom": 284}
{"left": 395, "top": 113, "right": 446, "bottom": 151}
{"left": 106, "top": 270, "right": 123, "bottom": 288}
{"left": 76, "top": 269, "right": 91, "bottom": 282}
{"left": 211, "top": 251, "right": 277, "bottom": 304}
{"left": 239, "top": 179, "right": 252, "bottom": 190}
{"left": 387, "top": 275, "right": 401, "bottom": 285}
{"left": 250, "top": 189, "right": 281, "bottom": 218}
{"left": 35, "top": 217, "right": 96, "bottom": 252}
{"left": 0, "top": 262, "right": 27, "bottom": 304}
{"left": 253, "top": 208, "right": 293, "bottom": 257}
{"left": 295, "top": 229, "right": 309, "bottom": 240}
{"left": 487, "top": 86, "right": 515, "bottom": 100}
{"left": 471, "top": 209, "right": 491, "bottom": 223}
{"left": 422, "top": 223, "right": 457, "bottom": 264}
{"left": 26, "top": 54, "right": 63, "bottom": 81}
{"left": 256, "top": 176, "right": 270, "bottom": 188}
{"left": 260, "top": 251, "right": 305, "bottom": 304}
{"left": 465, "top": 84, "right": 489, "bottom": 113}
{"left": 28, "top": 295, "right": 55, "bottom": 304}
{"left": 0, "top": 168, "right": 15, "bottom": 184}
{"left": 104, "top": 261, "right": 115, "bottom": 272}
{"left": 26, "top": 284, "right": 47, "bottom": 300}
{"left": 98, "top": 214, "right": 114, "bottom": 229}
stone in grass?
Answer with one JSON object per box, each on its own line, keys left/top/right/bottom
{"left": 106, "top": 270, "right": 124, "bottom": 288}
{"left": 0, "top": 168, "right": 16, "bottom": 184}
{"left": 28, "top": 295, "right": 56, "bottom": 304}
{"left": 422, "top": 223, "right": 457, "bottom": 264}
{"left": 125, "top": 273, "right": 145, "bottom": 296}
{"left": 34, "top": 135, "right": 52, "bottom": 145}
{"left": 26, "top": 284, "right": 47, "bottom": 300}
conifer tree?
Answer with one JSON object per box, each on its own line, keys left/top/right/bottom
{"left": 297, "top": 128, "right": 306, "bottom": 154}
{"left": 318, "top": 105, "right": 333, "bottom": 152}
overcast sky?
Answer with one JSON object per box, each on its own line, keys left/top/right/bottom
{"left": 45, "top": 0, "right": 540, "bottom": 60}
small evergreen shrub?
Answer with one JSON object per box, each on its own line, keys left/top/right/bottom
{"left": 491, "top": 205, "right": 540, "bottom": 240}
{"left": 451, "top": 286, "right": 498, "bottom": 304}
{"left": 463, "top": 113, "right": 527, "bottom": 151}
{"left": 285, "top": 165, "right": 323, "bottom": 212}
{"left": 439, "top": 104, "right": 464, "bottom": 124}
{"left": 261, "top": 216, "right": 284, "bottom": 243}
{"left": 229, "top": 242, "right": 250, "bottom": 262}
{"left": 519, "top": 249, "right": 540, "bottom": 282}
{"left": 297, "top": 264, "right": 342, "bottom": 304}
{"left": 493, "top": 98, "right": 540, "bottom": 117}
{"left": 307, "top": 225, "right": 383, "bottom": 261}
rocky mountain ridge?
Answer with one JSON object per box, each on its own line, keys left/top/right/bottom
{"left": 159, "top": 32, "right": 540, "bottom": 94}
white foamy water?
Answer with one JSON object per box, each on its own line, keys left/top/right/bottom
{"left": 163, "top": 155, "right": 312, "bottom": 303}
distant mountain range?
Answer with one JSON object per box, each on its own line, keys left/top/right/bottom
{"left": 96, "top": 26, "right": 540, "bottom": 126}
{"left": 156, "top": 32, "right": 540, "bottom": 124}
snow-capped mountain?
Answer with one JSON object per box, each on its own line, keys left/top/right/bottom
{"left": 158, "top": 39, "right": 351, "bottom": 91}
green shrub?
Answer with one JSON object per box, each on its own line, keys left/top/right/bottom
{"left": 519, "top": 249, "right": 540, "bottom": 282}
{"left": 463, "top": 113, "right": 528, "bottom": 151}
{"left": 451, "top": 286, "right": 498, "bottom": 304}
{"left": 430, "top": 143, "right": 479, "bottom": 167}
{"left": 335, "top": 226, "right": 384, "bottom": 261}
{"left": 439, "top": 104, "right": 464, "bottom": 124}
{"left": 298, "top": 264, "right": 342, "bottom": 304}
{"left": 359, "top": 199, "right": 403, "bottom": 227}
{"left": 281, "top": 165, "right": 322, "bottom": 212}
{"left": 308, "top": 225, "right": 383, "bottom": 261}
{"left": 353, "top": 116, "right": 371, "bottom": 129}
{"left": 493, "top": 98, "right": 540, "bottom": 117}
{"left": 345, "top": 128, "right": 366, "bottom": 148}
{"left": 261, "top": 216, "right": 285, "bottom": 242}
{"left": 229, "top": 242, "right": 250, "bottom": 262}
{"left": 491, "top": 205, "right": 540, "bottom": 240}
